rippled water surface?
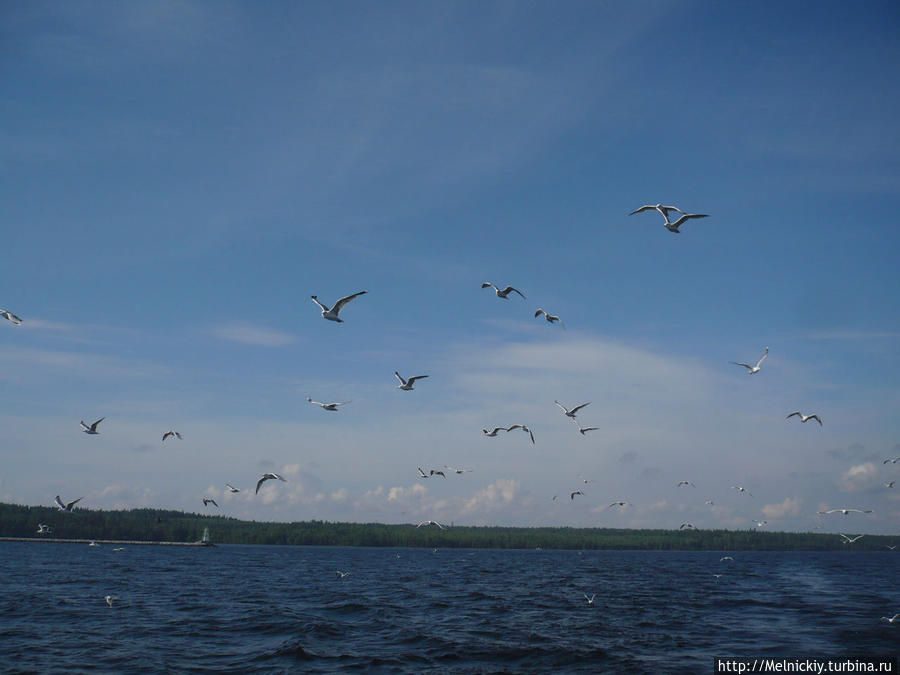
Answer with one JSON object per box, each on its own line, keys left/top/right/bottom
{"left": 2, "top": 544, "right": 897, "bottom": 673}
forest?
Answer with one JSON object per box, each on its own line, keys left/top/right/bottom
{"left": 1, "top": 502, "right": 893, "bottom": 551}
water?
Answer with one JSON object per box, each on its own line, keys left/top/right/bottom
{"left": 1, "top": 544, "right": 896, "bottom": 673}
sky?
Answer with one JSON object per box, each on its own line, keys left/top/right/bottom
{"left": 1, "top": 1, "right": 899, "bottom": 535}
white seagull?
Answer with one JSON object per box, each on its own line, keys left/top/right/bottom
{"left": 786, "top": 412, "right": 822, "bottom": 426}
{"left": 444, "top": 466, "right": 473, "bottom": 474}
{"left": 818, "top": 508, "right": 873, "bottom": 515}
{"left": 417, "top": 467, "right": 428, "bottom": 479}
{"left": 731, "top": 486, "right": 754, "bottom": 497}
{"left": 80, "top": 418, "right": 105, "bottom": 435}
{"left": 395, "top": 371, "right": 429, "bottom": 391}
{"left": 310, "top": 290, "right": 367, "bottom": 323}
{"left": 335, "top": 570, "right": 351, "bottom": 579}
{"left": 225, "top": 483, "right": 240, "bottom": 493}
{"left": 880, "top": 614, "right": 900, "bottom": 624}
{"left": 883, "top": 457, "right": 900, "bottom": 464}
{"left": 1, "top": 309, "right": 23, "bottom": 325}
{"left": 202, "top": 498, "right": 218, "bottom": 508}
{"left": 576, "top": 425, "right": 599, "bottom": 435}
{"left": 705, "top": 500, "right": 715, "bottom": 506}
{"left": 417, "top": 520, "right": 445, "bottom": 529}
{"left": 482, "top": 427, "right": 510, "bottom": 437}
{"left": 481, "top": 282, "right": 525, "bottom": 299}
{"left": 720, "top": 556, "right": 734, "bottom": 561}
{"left": 731, "top": 347, "right": 768, "bottom": 375}
{"left": 661, "top": 213, "right": 709, "bottom": 234}
{"left": 307, "top": 398, "right": 351, "bottom": 411}
{"left": 429, "top": 469, "right": 446, "bottom": 478}
{"left": 256, "top": 473, "right": 286, "bottom": 494}
{"left": 677, "top": 481, "right": 696, "bottom": 488}
{"left": 55, "top": 495, "right": 83, "bottom": 512}
{"left": 885, "top": 481, "right": 896, "bottom": 489}
{"left": 507, "top": 424, "right": 535, "bottom": 444}
{"left": 36, "top": 524, "right": 52, "bottom": 534}
{"left": 105, "top": 595, "right": 117, "bottom": 607}
{"left": 680, "top": 522, "right": 696, "bottom": 530}
{"left": 839, "top": 534, "right": 865, "bottom": 544}
{"left": 534, "top": 309, "right": 564, "bottom": 327}
{"left": 162, "top": 430, "right": 182, "bottom": 441}
{"left": 628, "top": 204, "right": 687, "bottom": 220}
{"left": 754, "top": 520, "right": 768, "bottom": 528}
{"left": 554, "top": 400, "right": 591, "bottom": 418}
{"left": 584, "top": 594, "right": 595, "bottom": 606}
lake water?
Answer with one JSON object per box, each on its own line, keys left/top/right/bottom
{"left": 1, "top": 543, "right": 897, "bottom": 673}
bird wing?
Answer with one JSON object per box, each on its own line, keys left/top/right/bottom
{"left": 211, "top": 499, "right": 219, "bottom": 507}
{"left": 569, "top": 402, "right": 591, "bottom": 415}
{"left": 80, "top": 421, "right": 90, "bottom": 431}
{"left": 307, "top": 398, "right": 325, "bottom": 406}
{"left": 331, "top": 290, "right": 367, "bottom": 315}
{"left": 731, "top": 362, "right": 753, "bottom": 371}
{"left": 418, "top": 467, "right": 427, "bottom": 478}
{"left": 503, "top": 286, "right": 525, "bottom": 299}
{"left": 535, "top": 309, "right": 546, "bottom": 318}
{"left": 786, "top": 412, "right": 801, "bottom": 419}
{"left": 809, "top": 415, "right": 822, "bottom": 425}
{"left": 581, "top": 427, "right": 599, "bottom": 433}
{"left": 554, "top": 401, "right": 569, "bottom": 413}
{"left": 506, "top": 424, "right": 524, "bottom": 431}
{"left": 481, "top": 282, "right": 496, "bottom": 290}
{"left": 408, "top": 375, "right": 429, "bottom": 383}
{"left": 255, "top": 476, "right": 267, "bottom": 494}
{"left": 659, "top": 205, "right": 686, "bottom": 216}
{"left": 669, "top": 213, "right": 709, "bottom": 229}
{"left": 226, "top": 483, "right": 238, "bottom": 491}
{"left": 175, "top": 431, "right": 182, "bottom": 439}
{"left": 628, "top": 205, "right": 656, "bottom": 215}
{"left": 91, "top": 417, "right": 105, "bottom": 431}
{"left": 394, "top": 371, "right": 406, "bottom": 385}
{"left": 55, "top": 495, "right": 66, "bottom": 509}
{"left": 162, "top": 431, "right": 173, "bottom": 441}
{"left": 755, "top": 348, "right": 769, "bottom": 369}
{"left": 67, "top": 497, "right": 84, "bottom": 510}
{"left": 527, "top": 428, "right": 535, "bottom": 444}
{"left": 310, "top": 296, "right": 329, "bottom": 312}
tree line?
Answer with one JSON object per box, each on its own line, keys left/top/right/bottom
{"left": 1, "top": 502, "right": 894, "bottom": 551}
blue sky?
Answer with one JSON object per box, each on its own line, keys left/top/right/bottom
{"left": 2, "top": 1, "right": 899, "bottom": 534}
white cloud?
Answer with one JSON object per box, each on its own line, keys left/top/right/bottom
{"left": 461, "top": 479, "right": 519, "bottom": 515}
{"left": 213, "top": 323, "right": 295, "bottom": 347}
{"left": 388, "top": 484, "right": 428, "bottom": 502}
{"left": 839, "top": 463, "right": 879, "bottom": 493}
{"left": 762, "top": 497, "right": 803, "bottom": 519}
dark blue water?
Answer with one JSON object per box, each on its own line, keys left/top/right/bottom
{"left": 1, "top": 544, "right": 896, "bottom": 673}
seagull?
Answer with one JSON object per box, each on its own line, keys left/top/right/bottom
{"left": 731, "top": 486, "right": 754, "bottom": 497}
{"left": 112, "top": 547, "right": 124, "bottom": 551}
{"left": 818, "top": 509, "right": 873, "bottom": 515}
{"left": 607, "top": 501, "right": 631, "bottom": 509}
{"left": 89, "top": 541, "right": 100, "bottom": 547}
{"left": 554, "top": 400, "right": 591, "bottom": 418}
{"left": 481, "top": 282, "right": 525, "bottom": 299}
{"left": 506, "top": 424, "right": 535, "bottom": 444}
{"left": 202, "top": 498, "right": 218, "bottom": 508}
{"left": 628, "top": 204, "right": 687, "bottom": 220}
{"left": 429, "top": 469, "right": 446, "bottom": 478}
{"left": 720, "top": 556, "right": 734, "bottom": 561}
{"left": 225, "top": 483, "right": 240, "bottom": 493}
{"left": 307, "top": 398, "right": 351, "bottom": 411}
{"left": 880, "top": 614, "right": 900, "bottom": 624}
{"left": 36, "top": 524, "right": 52, "bottom": 534}
{"left": 576, "top": 425, "right": 599, "bottom": 435}
{"left": 444, "top": 466, "right": 473, "bottom": 474}
{"left": 55, "top": 495, "right": 83, "bottom": 512}
{"left": 80, "top": 418, "right": 105, "bottom": 434}
{"left": 677, "top": 481, "right": 696, "bottom": 488}
{"left": 534, "top": 309, "right": 564, "bottom": 327}
{"left": 162, "top": 430, "right": 183, "bottom": 441}
{"left": 679, "top": 522, "right": 696, "bottom": 530}
{"left": 105, "top": 595, "right": 117, "bottom": 607}
{"left": 883, "top": 457, "right": 900, "bottom": 464}
{"left": 839, "top": 534, "right": 865, "bottom": 544}
{"left": 584, "top": 594, "right": 595, "bottom": 606}
{"left": 310, "top": 291, "right": 367, "bottom": 323}
{"left": 786, "top": 412, "right": 822, "bottom": 426}
{"left": 570, "top": 491, "right": 584, "bottom": 500}
{"left": 661, "top": 212, "right": 709, "bottom": 233}
{"left": 395, "top": 371, "right": 429, "bottom": 391}
{"left": 417, "top": 467, "right": 428, "bottom": 479}
{"left": 482, "top": 427, "right": 510, "bottom": 437}
{"left": 416, "top": 520, "right": 445, "bottom": 529}
{"left": 886, "top": 481, "right": 896, "bottom": 488}
{"left": 754, "top": 520, "right": 767, "bottom": 528}
{"left": 335, "top": 571, "right": 351, "bottom": 579}
{"left": 731, "top": 348, "right": 768, "bottom": 375}
{"left": 713, "top": 574, "right": 723, "bottom": 580}
{"left": 885, "top": 545, "right": 897, "bottom": 551}
{"left": 581, "top": 478, "right": 594, "bottom": 484}
{"left": 0, "top": 309, "right": 23, "bottom": 325}
{"left": 256, "top": 473, "right": 286, "bottom": 494}
{"left": 705, "top": 500, "right": 715, "bottom": 506}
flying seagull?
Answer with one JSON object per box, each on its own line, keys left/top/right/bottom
{"left": 482, "top": 427, "right": 510, "bottom": 437}
{"left": 883, "top": 457, "right": 900, "bottom": 464}
{"left": 444, "top": 466, "right": 473, "bottom": 474}
{"left": 576, "top": 425, "right": 599, "bottom": 435}
{"left": 55, "top": 495, "right": 83, "bottom": 512}
{"left": 880, "top": 614, "right": 900, "bottom": 624}
{"left": 677, "top": 481, "right": 696, "bottom": 488}
{"left": 720, "top": 556, "right": 734, "bottom": 561}
{"left": 679, "top": 522, "right": 696, "bottom": 530}
{"left": 429, "top": 469, "right": 446, "bottom": 478}
{"left": 80, "top": 418, "right": 105, "bottom": 435}
{"left": 481, "top": 282, "right": 525, "bottom": 299}
{"left": 335, "top": 571, "right": 351, "bottom": 579}
{"left": 507, "top": 424, "right": 535, "bottom": 444}
{"left": 554, "top": 400, "right": 591, "bottom": 418}
{"left": 0, "top": 309, "right": 22, "bottom": 325}
{"left": 162, "top": 430, "right": 183, "bottom": 441}
{"left": 839, "top": 534, "right": 865, "bottom": 544}
{"left": 885, "top": 545, "right": 897, "bottom": 551}
{"left": 534, "top": 309, "right": 564, "bottom": 327}
{"left": 395, "top": 372, "right": 429, "bottom": 391}
{"left": 36, "top": 524, "right": 52, "bottom": 534}
{"left": 786, "top": 412, "right": 822, "bottom": 426}
{"left": 818, "top": 508, "right": 873, "bottom": 515}
{"left": 754, "top": 520, "right": 768, "bottom": 528}
{"left": 661, "top": 213, "right": 709, "bottom": 233}
{"left": 202, "top": 498, "right": 218, "bottom": 508}
{"left": 225, "top": 483, "right": 240, "bottom": 493}
{"left": 416, "top": 520, "right": 445, "bottom": 529}
{"left": 584, "top": 594, "right": 595, "bottom": 606}
{"left": 307, "top": 398, "right": 351, "bottom": 411}
{"left": 417, "top": 467, "right": 428, "bottom": 479}
{"left": 705, "top": 500, "right": 715, "bottom": 506}
{"left": 731, "top": 348, "right": 768, "bottom": 375}
{"left": 570, "top": 491, "right": 584, "bottom": 500}
{"left": 731, "top": 486, "right": 754, "bottom": 497}
{"left": 886, "top": 481, "right": 896, "bottom": 489}
{"left": 310, "top": 290, "right": 367, "bottom": 323}
{"left": 256, "top": 473, "right": 286, "bottom": 494}
{"left": 607, "top": 501, "right": 632, "bottom": 509}
{"left": 105, "top": 595, "right": 117, "bottom": 607}
{"left": 628, "top": 204, "right": 687, "bottom": 220}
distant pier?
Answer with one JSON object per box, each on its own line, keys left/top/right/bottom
{"left": 0, "top": 537, "right": 213, "bottom": 546}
